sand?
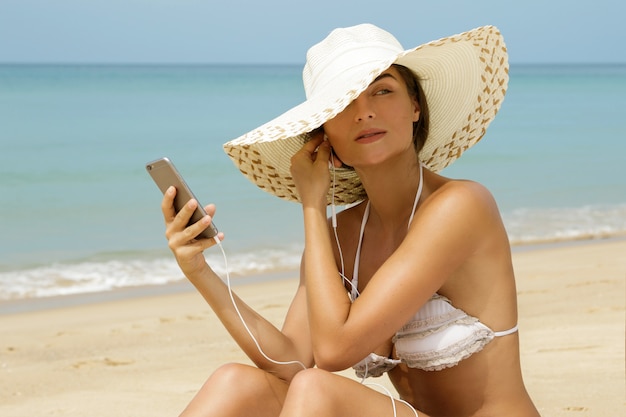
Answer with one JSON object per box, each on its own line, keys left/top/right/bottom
{"left": 0, "top": 239, "right": 624, "bottom": 416}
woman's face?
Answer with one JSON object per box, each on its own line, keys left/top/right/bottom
{"left": 323, "top": 66, "right": 420, "bottom": 168}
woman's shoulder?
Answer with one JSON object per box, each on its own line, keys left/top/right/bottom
{"left": 415, "top": 175, "right": 504, "bottom": 243}
{"left": 424, "top": 174, "right": 499, "bottom": 215}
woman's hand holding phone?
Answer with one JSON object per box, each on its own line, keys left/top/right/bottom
{"left": 161, "top": 185, "right": 223, "bottom": 277}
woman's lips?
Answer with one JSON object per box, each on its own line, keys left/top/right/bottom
{"left": 356, "top": 129, "right": 386, "bottom": 143}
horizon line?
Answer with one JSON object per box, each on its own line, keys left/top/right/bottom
{"left": 1, "top": 61, "right": 625, "bottom": 67}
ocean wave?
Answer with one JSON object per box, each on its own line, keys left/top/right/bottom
{"left": 1, "top": 204, "right": 624, "bottom": 300}
{"left": 504, "top": 204, "right": 626, "bottom": 245}
{"left": 0, "top": 245, "right": 304, "bottom": 301}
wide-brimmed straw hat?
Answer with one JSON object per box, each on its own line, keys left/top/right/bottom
{"left": 223, "top": 24, "right": 508, "bottom": 205}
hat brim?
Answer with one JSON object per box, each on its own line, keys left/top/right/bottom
{"left": 223, "top": 25, "right": 508, "bottom": 205}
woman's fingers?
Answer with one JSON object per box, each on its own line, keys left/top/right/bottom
{"left": 314, "top": 139, "right": 331, "bottom": 166}
{"left": 204, "top": 203, "right": 217, "bottom": 218}
{"left": 304, "top": 132, "right": 325, "bottom": 152}
{"left": 162, "top": 187, "right": 217, "bottom": 243}
{"left": 161, "top": 186, "right": 177, "bottom": 222}
{"left": 293, "top": 135, "right": 331, "bottom": 168}
{"left": 159, "top": 186, "right": 224, "bottom": 277}
{"left": 290, "top": 135, "right": 333, "bottom": 207}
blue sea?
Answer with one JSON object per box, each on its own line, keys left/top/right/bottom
{"left": 1, "top": 63, "right": 625, "bottom": 301}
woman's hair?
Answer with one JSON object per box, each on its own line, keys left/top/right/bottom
{"left": 391, "top": 64, "right": 429, "bottom": 155}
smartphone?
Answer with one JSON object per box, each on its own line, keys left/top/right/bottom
{"left": 145, "top": 157, "right": 218, "bottom": 239}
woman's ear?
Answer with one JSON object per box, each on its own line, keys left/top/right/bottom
{"left": 412, "top": 99, "right": 421, "bottom": 122}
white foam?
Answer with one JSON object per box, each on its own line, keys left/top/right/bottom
{"left": 504, "top": 204, "right": 626, "bottom": 245}
{"left": 0, "top": 245, "right": 304, "bottom": 300}
{"left": 2, "top": 204, "right": 625, "bottom": 300}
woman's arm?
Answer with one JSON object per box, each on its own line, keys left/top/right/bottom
{"left": 307, "top": 184, "right": 497, "bottom": 370}
{"left": 162, "top": 187, "right": 313, "bottom": 381}
{"left": 290, "top": 139, "right": 499, "bottom": 371}
{"left": 290, "top": 136, "right": 357, "bottom": 367}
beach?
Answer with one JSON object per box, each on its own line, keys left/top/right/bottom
{"left": 0, "top": 238, "right": 624, "bottom": 417}
{"left": 1, "top": 25, "right": 624, "bottom": 417}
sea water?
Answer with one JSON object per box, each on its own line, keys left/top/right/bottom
{"left": 0, "top": 63, "right": 624, "bottom": 300}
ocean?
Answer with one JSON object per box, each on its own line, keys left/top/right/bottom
{"left": 1, "top": 63, "right": 625, "bottom": 301}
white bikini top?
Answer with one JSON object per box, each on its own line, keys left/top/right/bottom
{"left": 350, "top": 164, "right": 518, "bottom": 378}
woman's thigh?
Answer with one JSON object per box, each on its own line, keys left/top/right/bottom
{"left": 179, "top": 362, "right": 290, "bottom": 417}
{"left": 281, "top": 368, "right": 420, "bottom": 417}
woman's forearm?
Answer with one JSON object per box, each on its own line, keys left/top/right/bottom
{"left": 302, "top": 206, "right": 352, "bottom": 361}
{"left": 185, "top": 264, "right": 308, "bottom": 379}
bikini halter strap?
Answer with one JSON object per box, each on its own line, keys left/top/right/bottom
{"left": 350, "top": 163, "right": 424, "bottom": 300}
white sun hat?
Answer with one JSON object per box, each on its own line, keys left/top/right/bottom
{"left": 223, "top": 24, "right": 509, "bottom": 205}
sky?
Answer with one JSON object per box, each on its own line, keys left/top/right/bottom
{"left": 0, "top": 0, "right": 624, "bottom": 65}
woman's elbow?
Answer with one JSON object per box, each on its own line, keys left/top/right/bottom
{"left": 313, "top": 346, "right": 354, "bottom": 372}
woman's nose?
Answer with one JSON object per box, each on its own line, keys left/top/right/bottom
{"left": 352, "top": 96, "right": 375, "bottom": 122}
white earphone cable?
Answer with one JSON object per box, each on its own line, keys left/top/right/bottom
{"left": 213, "top": 235, "right": 307, "bottom": 371}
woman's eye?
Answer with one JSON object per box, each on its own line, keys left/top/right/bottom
{"left": 375, "top": 88, "right": 391, "bottom": 95}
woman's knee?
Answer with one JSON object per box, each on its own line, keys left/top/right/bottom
{"left": 182, "top": 363, "right": 288, "bottom": 417}
{"left": 285, "top": 368, "right": 337, "bottom": 407}
{"left": 206, "top": 362, "right": 279, "bottom": 398}
{"left": 213, "top": 363, "right": 290, "bottom": 405}
{"left": 208, "top": 363, "right": 254, "bottom": 387}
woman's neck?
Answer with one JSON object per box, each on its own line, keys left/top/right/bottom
{"left": 356, "top": 155, "right": 424, "bottom": 232}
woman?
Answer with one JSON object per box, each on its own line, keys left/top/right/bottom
{"left": 162, "top": 24, "right": 540, "bottom": 416}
